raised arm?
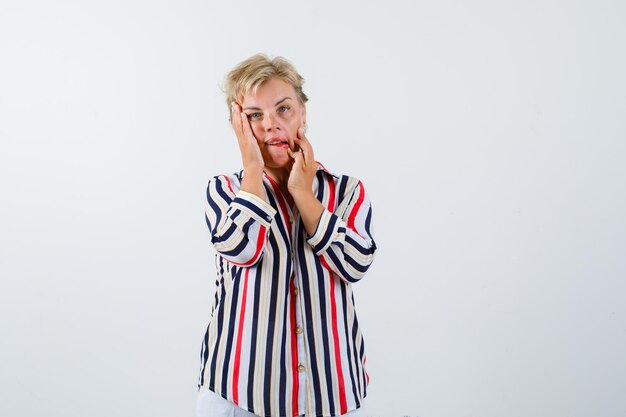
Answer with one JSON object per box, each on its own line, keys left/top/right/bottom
{"left": 287, "top": 128, "right": 376, "bottom": 283}
{"left": 306, "top": 178, "right": 377, "bottom": 283}
{"left": 205, "top": 175, "right": 276, "bottom": 266}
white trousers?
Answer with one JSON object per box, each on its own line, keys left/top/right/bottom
{"left": 196, "top": 387, "right": 367, "bottom": 417}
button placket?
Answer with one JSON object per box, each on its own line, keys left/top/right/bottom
{"left": 291, "top": 209, "right": 308, "bottom": 415}
{"left": 264, "top": 174, "right": 309, "bottom": 415}
{"left": 294, "top": 292, "right": 308, "bottom": 416}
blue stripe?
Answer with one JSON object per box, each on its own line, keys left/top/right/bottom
{"left": 246, "top": 267, "right": 263, "bottom": 409}
{"left": 241, "top": 217, "right": 255, "bottom": 236}
{"left": 220, "top": 267, "right": 243, "bottom": 395}
{"left": 359, "top": 337, "right": 367, "bottom": 397}
{"left": 278, "top": 281, "right": 289, "bottom": 417}
{"left": 364, "top": 206, "right": 373, "bottom": 236}
{"left": 326, "top": 248, "right": 360, "bottom": 283}
{"left": 214, "top": 226, "right": 248, "bottom": 258}
{"left": 316, "top": 260, "right": 336, "bottom": 414}
{"left": 233, "top": 196, "right": 273, "bottom": 222}
{"left": 344, "top": 253, "right": 370, "bottom": 274}
{"left": 316, "top": 171, "right": 325, "bottom": 202}
{"left": 297, "top": 232, "right": 324, "bottom": 414}
{"left": 312, "top": 213, "right": 338, "bottom": 253}
{"left": 207, "top": 277, "right": 227, "bottom": 389}
{"left": 213, "top": 176, "right": 233, "bottom": 210}
{"left": 341, "top": 282, "right": 360, "bottom": 408}
{"left": 337, "top": 176, "right": 348, "bottom": 207}
{"left": 263, "top": 233, "right": 281, "bottom": 416}
{"left": 345, "top": 235, "right": 375, "bottom": 256}
{"left": 350, "top": 301, "right": 363, "bottom": 398}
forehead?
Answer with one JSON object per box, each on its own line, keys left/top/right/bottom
{"left": 241, "top": 77, "right": 296, "bottom": 107}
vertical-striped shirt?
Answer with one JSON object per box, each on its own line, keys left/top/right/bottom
{"left": 198, "top": 162, "right": 377, "bottom": 417}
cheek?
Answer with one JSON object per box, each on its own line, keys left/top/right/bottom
{"left": 282, "top": 113, "right": 301, "bottom": 130}
{"left": 250, "top": 123, "right": 264, "bottom": 138}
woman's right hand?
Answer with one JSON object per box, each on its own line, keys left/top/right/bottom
{"left": 231, "top": 102, "right": 264, "bottom": 174}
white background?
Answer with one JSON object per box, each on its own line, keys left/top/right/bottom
{"left": 1, "top": 1, "right": 625, "bottom": 416}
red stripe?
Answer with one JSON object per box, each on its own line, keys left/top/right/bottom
{"left": 251, "top": 224, "right": 267, "bottom": 263}
{"left": 327, "top": 175, "right": 336, "bottom": 212}
{"left": 363, "top": 355, "right": 370, "bottom": 385}
{"left": 221, "top": 174, "right": 267, "bottom": 267}
{"left": 289, "top": 277, "right": 299, "bottom": 416}
{"left": 232, "top": 268, "right": 250, "bottom": 404}
{"left": 328, "top": 273, "right": 348, "bottom": 414}
{"left": 320, "top": 254, "right": 333, "bottom": 274}
{"left": 221, "top": 175, "right": 235, "bottom": 195}
{"left": 228, "top": 224, "right": 266, "bottom": 267}
{"left": 347, "top": 181, "right": 365, "bottom": 237}
{"left": 330, "top": 273, "right": 348, "bottom": 414}
{"left": 315, "top": 160, "right": 331, "bottom": 173}
{"left": 266, "top": 175, "right": 291, "bottom": 236}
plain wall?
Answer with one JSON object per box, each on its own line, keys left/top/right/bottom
{"left": 1, "top": 1, "right": 625, "bottom": 416}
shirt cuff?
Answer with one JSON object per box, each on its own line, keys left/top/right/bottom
{"left": 306, "top": 208, "right": 341, "bottom": 254}
{"left": 230, "top": 191, "right": 277, "bottom": 227}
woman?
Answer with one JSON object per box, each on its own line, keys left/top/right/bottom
{"left": 197, "top": 54, "right": 377, "bottom": 417}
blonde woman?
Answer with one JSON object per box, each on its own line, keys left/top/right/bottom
{"left": 197, "top": 54, "right": 377, "bottom": 417}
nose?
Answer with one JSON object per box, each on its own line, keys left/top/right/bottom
{"left": 263, "top": 113, "right": 280, "bottom": 132}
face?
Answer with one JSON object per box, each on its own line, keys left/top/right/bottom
{"left": 240, "top": 77, "right": 306, "bottom": 170}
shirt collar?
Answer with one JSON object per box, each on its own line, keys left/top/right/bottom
{"left": 238, "top": 161, "right": 335, "bottom": 179}
{"left": 314, "top": 161, "right": 335, "bottom": 177}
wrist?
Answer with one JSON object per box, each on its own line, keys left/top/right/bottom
{"left": 243, "top": 166, "right": 264, "bottom": 178}
{"left": 241, "top": 170, "right": 266, "bottom": 200}
{"left": 291, "top": 188, "right": 315, "bottom": 203}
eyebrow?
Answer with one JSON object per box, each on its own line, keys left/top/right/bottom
{"left": 243, "top": 96, "right": 292, "bottom": 111}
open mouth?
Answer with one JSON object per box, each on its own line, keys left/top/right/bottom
{"left": 266, "top": 140, "right": 289, "bottom": 148}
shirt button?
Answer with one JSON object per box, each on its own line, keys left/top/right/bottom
{"left": 289, "top": 217, "right": 294, "bottom": 224}
{"left": 295, "top": 326, "right": 303, "bottom": 334}
{"left": 293, "top": 287, "right": 299, "bottom": 297}
{"left": 297, "top": 364, "right": 306, "bottom": 373}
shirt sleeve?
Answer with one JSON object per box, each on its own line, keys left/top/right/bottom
{"left": 205, "top": 175, "right": 276, "bottom": 267}
{"left": 306, "top": 178, "right": 377, "bottom": 283}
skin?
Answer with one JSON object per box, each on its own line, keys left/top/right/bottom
{"left": 230, "top": 77, "right": 324, "bottom": 236}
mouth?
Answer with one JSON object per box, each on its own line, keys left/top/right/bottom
{"left": 265, "top": 138, "right": 289, "bottom": 148}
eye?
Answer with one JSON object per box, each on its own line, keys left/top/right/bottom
{"left": 247, "top": 112, "right": 262, "bottom": 120}
{"left": 278, "top": 105, "right": 289, "bottom": 113}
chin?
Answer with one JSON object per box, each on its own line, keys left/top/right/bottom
{"left": 263, "top": 151, "right": 291, "bottom": 168}
{"left": 265, "top": 158, "right": 291, "bottom": 169}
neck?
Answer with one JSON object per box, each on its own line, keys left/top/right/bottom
{"left": 263, "top": 166, "right": 295, "bottom": 207}
{"left": 264, "top": 166, "right": 291, "bottom": 188}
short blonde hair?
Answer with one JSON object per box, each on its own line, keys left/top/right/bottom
{"left": 224, "top": 53, "right": 308, "bottom": 115}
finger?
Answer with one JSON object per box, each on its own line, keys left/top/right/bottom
{"left": 287, "top": 134, "right": 297, "bottom": 153}
{"left": 295, "top": 129, "right": 314, "bottom": 164}
{"left": 293, "top": 141, "right": 310, "bottom": 166}
{"left": 291, "top": 125, "right": 307, "bottom": 152}
{"left": 287, "top": 146, "right": 300, "bottom": 160}
{"left": 287, "top": 146, "right": 304, "bottom": 167}
{"left": 239, "top": 111, "right": 257, "bottom": 142}
{"left": 231, "top": 103, "right": 243, "bottom": 137}
{"left": 297, "top": 125, "right": 308, "bottom": 140}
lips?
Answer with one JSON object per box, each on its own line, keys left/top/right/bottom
{"left": 265, "top": 137, "right": 289, "bottom": 147}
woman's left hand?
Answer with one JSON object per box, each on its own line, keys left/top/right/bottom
{"left": 287, "top": 127, "right": 317, "bottom": 198}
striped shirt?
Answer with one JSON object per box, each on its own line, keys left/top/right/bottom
{"left": 197, "top": 162, "right": 377, "bottom": 417}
